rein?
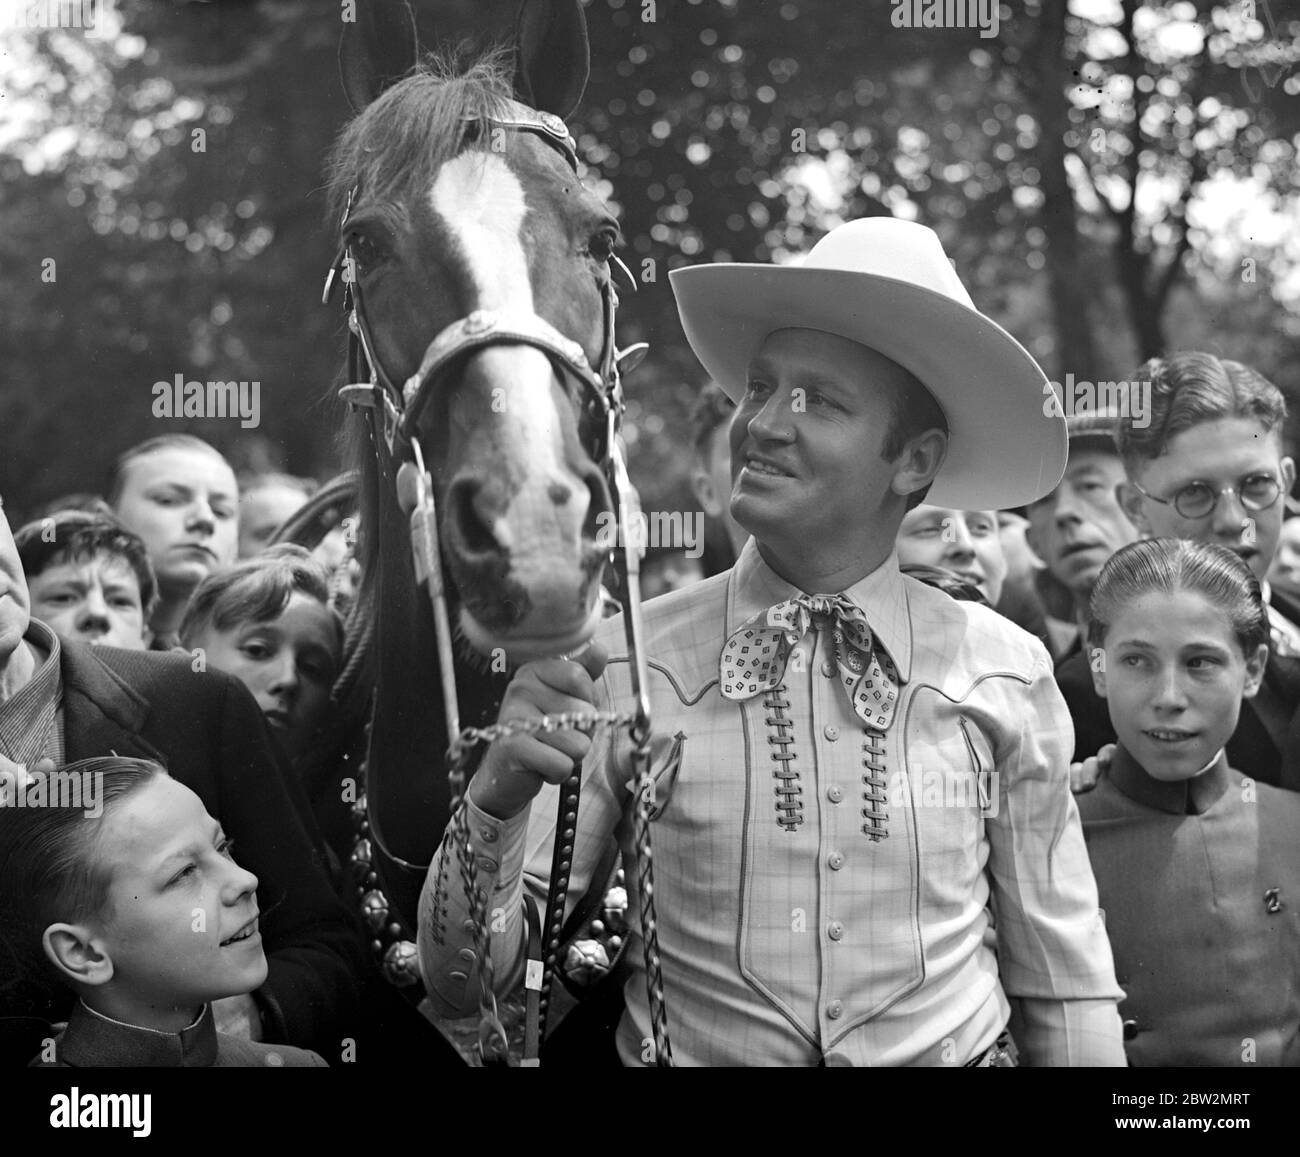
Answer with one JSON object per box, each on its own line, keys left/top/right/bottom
{"left": 324, "top": 101, "right": 672, "bottom": 1067}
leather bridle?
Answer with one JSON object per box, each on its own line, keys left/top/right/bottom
{"left": 323, "top": 101, "right": 631, "bottom": 472}
{"left": 322, "top": 100, "right": 672, "bottom": 1066}
{"left": 321, "top": 99, "right": 647, "bottom": 737}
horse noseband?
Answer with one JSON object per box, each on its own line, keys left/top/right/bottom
{"left": 397, "top": 307, "right": 609, "bottom": 443}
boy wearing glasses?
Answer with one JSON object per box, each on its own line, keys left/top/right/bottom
{"left": 1057, "top": 351, "right": 1300, "bottom": 790}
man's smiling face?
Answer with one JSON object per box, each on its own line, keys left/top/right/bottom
{"left": 729, "top": 328, "right": 926, "bottom": 563}
{"left": 1124, "top": 419, "right": 1294, "bottom": 584}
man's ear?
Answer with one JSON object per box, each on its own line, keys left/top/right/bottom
{"left": 43, "top": 924, "right": 113, "bottom": 988}
{"left": 890, "top": 428, "right": 947, "bottom": 501}
{"left": 1089, "top": 647, "right": 1109, "bottom": 699}
{"left": 1117, "top": 480, "right": 1150, "bottom": 535}
{"left": 1241, "top": 642, "right": 1270, "bottom": 700}
{"left": 691, "top": 468, "right": 723, "bottom": 519}
{"left": 1281, "top": 456, "right": 1295, "bottom": 495}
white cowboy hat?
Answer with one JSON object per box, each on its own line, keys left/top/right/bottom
{"left": 669, "top": 218, "right": 1066, "bottom": 510}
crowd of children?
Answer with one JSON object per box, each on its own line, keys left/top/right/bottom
{"left": 2, "top": 348, "right": 1300, "bottom": 1067}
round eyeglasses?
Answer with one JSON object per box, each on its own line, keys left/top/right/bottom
{"left": 1131, "top": 473, "right": 1281, "bottom": 519}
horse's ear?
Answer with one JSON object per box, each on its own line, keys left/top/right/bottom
{"left": 339, "top": 0, "right": 421, "bottom": 114}
{"left": 513, "top": 0, "right": 589, "bottom": 119}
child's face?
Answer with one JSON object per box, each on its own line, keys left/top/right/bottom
{"left": 1123, "top": 419, "right": 1295, "bottom": 584}
{"left": 896, "top": 505, "right": 1008, "bottom": 605}
{"left": 87, "top": 776, "right": 266, "bottom": 1012}
{"left": 28, "top": 552, "right": 148, "bottom": 650}
{"left": 112, "top": 448, "right": 239, "bottom": 595}
{"left": 192, "top": 592, "right": 339, "bottom": 760}
{"left": 238, "top": 484, "right": 309, "bottom": 559}
{"left": 1091, "top": 589, "right": 1268, "bottom": 781}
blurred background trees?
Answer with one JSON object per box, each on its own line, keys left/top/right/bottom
{"left": 1, "top": 0, "right": 1297, "bottom": 518}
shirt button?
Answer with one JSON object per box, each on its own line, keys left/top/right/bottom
{"left": 827, "top": 921, "right": 844, "bottom": 941}
{"left": 479, "top": 826, "right": 499, "bottom": 844}
{"left": 823, "top": 724, "right": 840, "bottom": 742}
{"left": 827, "top": 1000, "right": 844, "bottom": 1019}
{"left": 1122, "top": 1019, "right": 1140, "bottom": 1041}
{"left": 827, "top": 785, "right": 844, "bottom": 804}
{"left": 476, "top": 856, "right": 499, "bottom": 874}
{"left": 448, "top": 970, "right": 468, "bottom": 982}
{"left": 458, "top": 948, "right": 477, "bottom": 965}
{"left": 828, "top": 852, "right": 845, "bottom": 871}
{"left": 821, "top": 659, "right": 836, "bottom": 678}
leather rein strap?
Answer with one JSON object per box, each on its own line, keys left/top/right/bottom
{"left": 324, "top": 101, "right": 669, "bottom": 1066}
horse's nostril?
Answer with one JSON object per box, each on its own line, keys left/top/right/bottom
{"left": 447, "top": 478, "right": 499, "bottom": 557}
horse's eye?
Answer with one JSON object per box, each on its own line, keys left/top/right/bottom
{"left": 348, "top": 230, "right": 387, "bottom": 272}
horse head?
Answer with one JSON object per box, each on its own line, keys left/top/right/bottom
{"left": 323, "top": 0, "right": 624, "bottom": 931}
{"left": 330, "top": 0, "right": 616, "bottom": 666}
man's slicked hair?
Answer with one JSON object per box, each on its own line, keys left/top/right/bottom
{"left": 1118, "top": 352, "right": 1287, "bottom": 474}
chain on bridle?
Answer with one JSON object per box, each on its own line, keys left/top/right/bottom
{"left": 323, "top": 101, "right": 672, "bottom": 1067}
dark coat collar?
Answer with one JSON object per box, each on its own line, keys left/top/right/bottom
{"left": 55, "top": 1001, "right": 218, "bottom": 1067}
{"left": 1109, "top": 742, "right": 1233, "bottom": 816}
{"left": 59, "top": 640, "right": 165, "bottom": 763}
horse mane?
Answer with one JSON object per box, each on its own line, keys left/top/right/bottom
{"left": 325, "top": 46, "right": 517, "bottom": 232}
{"left": 327, "top": 45, "right": 517, "bottom": 588}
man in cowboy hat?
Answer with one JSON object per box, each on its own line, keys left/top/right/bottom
{"left": 418, "top": 218, "right": 1124, "bottom": 1066}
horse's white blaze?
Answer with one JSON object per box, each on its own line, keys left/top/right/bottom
{"left": 430, "top": 151, "right": 533, "bottom": 313}
{"left": 431, "top": 152, "right": 592, "bottom": 622}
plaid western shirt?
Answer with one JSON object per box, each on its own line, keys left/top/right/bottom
{"left": 420, "top": 541, "right": 1124, "bottom": 1065}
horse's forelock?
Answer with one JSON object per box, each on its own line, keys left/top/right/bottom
{"left": 330, "top": 46, "right": 517, "bottom": 601}
{"left": 326, "top": 47, "right": 517, "bottom": 226}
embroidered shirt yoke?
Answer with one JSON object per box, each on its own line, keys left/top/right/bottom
{"left": 419, "top": 540, "right": 1122, "bottom": 1066}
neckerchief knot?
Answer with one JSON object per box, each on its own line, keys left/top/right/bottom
{"left": 719, "top": 592, "right": 900, "bottom": 730}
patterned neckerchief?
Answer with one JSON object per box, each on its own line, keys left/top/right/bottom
{"left": 720, "top": 592, "right": 900, "bottom": 730}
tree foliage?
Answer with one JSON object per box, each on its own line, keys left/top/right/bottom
{"left": 1, "top": 0, "right": 1297, "bottom": 515}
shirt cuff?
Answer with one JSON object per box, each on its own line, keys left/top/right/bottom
{"left": 462, "top": 795, "right": 530, "bottom": 893}
{"left": 1014, "top": 997, "right": 1126, "bottom": 1066}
